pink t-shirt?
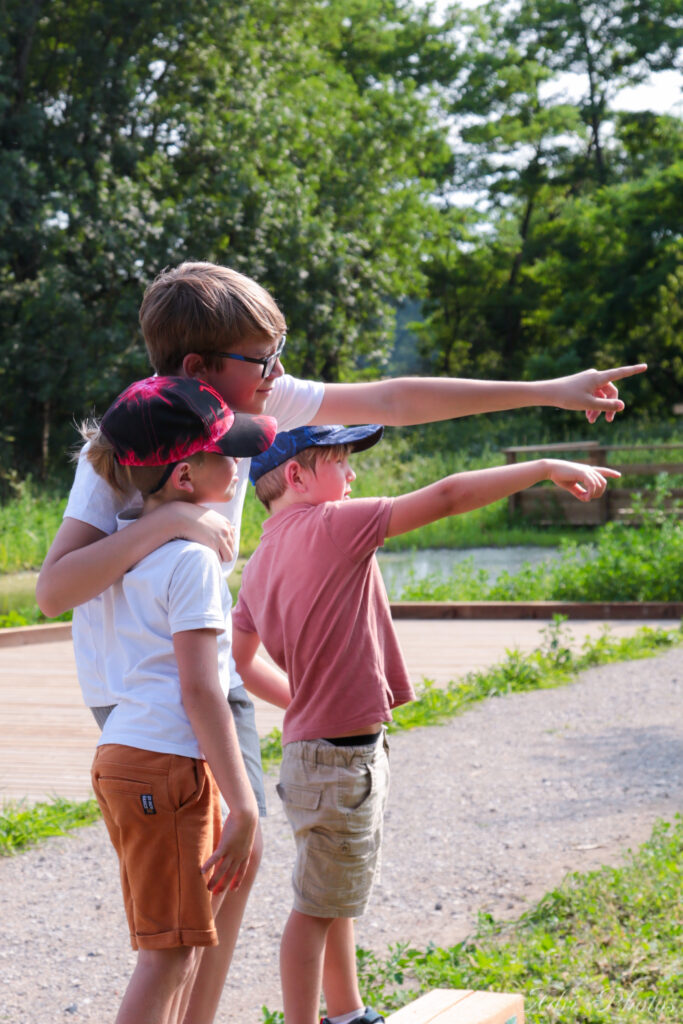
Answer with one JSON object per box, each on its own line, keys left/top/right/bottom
{"left": 232, "top": 497, "right": 415, "bottom": 745}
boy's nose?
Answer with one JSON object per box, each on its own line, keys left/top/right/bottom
{"left": 267, "top": 357, "right": 285, "bottom": 380}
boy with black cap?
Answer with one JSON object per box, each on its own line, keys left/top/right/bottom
{"left": 84, "top": 376, "right": 277, "bottom": 1024}
{"left": 231, "top": 423, "right": 621, "bottom": 1024}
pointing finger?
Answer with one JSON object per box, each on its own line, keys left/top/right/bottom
{"left": 595, "top": 363, "right": 648, "bottom": 384}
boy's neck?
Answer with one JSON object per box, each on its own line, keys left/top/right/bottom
{"left": 140, "top": 490, "right": 197, "bottom": 517}
{"left": 268, "top": 490, "right": 322, "bottom": 515}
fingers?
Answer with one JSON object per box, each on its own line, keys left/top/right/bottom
{"left": 201, "top": 852, "right": 243, "bottom": 894}
{"left": 595, "top": 363, "right": 648, "bottom": 384}
{"left": 583, "top": 364, "right": 646, "bottom": 421}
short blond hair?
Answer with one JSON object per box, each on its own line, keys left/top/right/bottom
{"left": 254, "top": 444, "right": 350, "bottom": 511}
{"left": 140, "top": 261, "right": 287, "bottom": 374}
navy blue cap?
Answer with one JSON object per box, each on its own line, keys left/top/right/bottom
{"left": 249, "top": 424, "right": 384, "bottom": 484}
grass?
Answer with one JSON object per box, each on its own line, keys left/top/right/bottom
{"left": 398, "top": 486, "right": 683, "bottom": 603}
{"left": 349, "top": 816, "right": 683, "bottom": 1024}
{"left": 0, "top": 796, "right": 101, "bottom": 856}
{"left": 259, "top": 617, "right": 683, "bottom": 768}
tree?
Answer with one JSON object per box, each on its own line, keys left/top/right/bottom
{"left": 1, "top": 0, "right": 455, "bottom": 479}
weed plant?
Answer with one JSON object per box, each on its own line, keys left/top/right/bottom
{"left": 400, "top": 486, "right": 683, "bottom": 603}
{"left": 351, "top": 817, "right": 683, "bottom": 1023}
{"left": 258, "top": 618, "right": 683, "bottom": 768}
{"left": 0, "top": 475, "right": 65, "bottom": 573}
{"left": 0, "top": 797, "right": 101, "bottom": 855}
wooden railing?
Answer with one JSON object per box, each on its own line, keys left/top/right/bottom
{"left": 501, "top": 441, "right": 683, "bottom": 525}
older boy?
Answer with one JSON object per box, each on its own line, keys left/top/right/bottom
{"left": 231, "top": 423, "right": 621, "bottom": 1024}
{"left": 84, "top": 375, "right": 276, "bottom": 1024}
{"left": 36, "top": 261, "right": 645, "bottom": 1021}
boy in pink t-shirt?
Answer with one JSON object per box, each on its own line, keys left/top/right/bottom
{"left": 231, "top": 424, "right": 620, "bottom": 1024}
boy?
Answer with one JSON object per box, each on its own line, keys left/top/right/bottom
{"left": 85, "top": 375, "right": 277, "bottom": 1024}
{"left": 35, "top": 261, "right": 646, "bottom": 1020}
{"left": 230, "top": 423, "right": 621, "bottom": 1024}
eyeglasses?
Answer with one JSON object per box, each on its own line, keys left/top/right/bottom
{"left": 215, "top": 335, "right": 286, "bottom": 379}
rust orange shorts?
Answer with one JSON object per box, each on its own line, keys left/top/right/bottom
{"left": 92, "top": 744, "right": 222, "bottom": 950}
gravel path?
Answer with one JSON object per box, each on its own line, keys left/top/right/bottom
{"left": 1, "top": 649, "right": 681, "bottom": 1023}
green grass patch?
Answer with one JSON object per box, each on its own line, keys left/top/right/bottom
{"left": 260, "top": 816, "right": 682, "bottom": 1022}
{"left": 351, "top": 816, "right": 683, "bottom": 1023}
{"left": 259, "top": 619, "right": 683, "bottom": 767}
{"left": 0, "top": 476, "right": 66, "bottom": 574}
{"left": 0, "top": 796, "right": 101, "bottom": 856}
{"left": 399, "top": 487, "right": 683, "bottom": 603}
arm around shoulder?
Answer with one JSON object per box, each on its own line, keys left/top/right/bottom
{"left": 36, "top": 502, "right": 235, "bottom": 616}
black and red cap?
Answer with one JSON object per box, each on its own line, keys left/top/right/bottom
{"left": 100, "top": 376, "right": 277, "bottom": 466}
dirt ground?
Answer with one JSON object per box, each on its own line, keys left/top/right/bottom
{"left": 1, "top": 649, "right": 681, "bottom": 1023}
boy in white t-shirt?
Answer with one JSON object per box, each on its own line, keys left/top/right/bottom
{"left": 85, "top": 375, "right": 276, "bottom": 1024}
{"left": 231, "top": 423, "right": 621, "bottom": 1024}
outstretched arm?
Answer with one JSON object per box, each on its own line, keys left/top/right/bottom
{"left": 36, "top": 504, "right": 234, "bottom": 616}
{"left": 311, "top": 364, "right": 647, "bottom": 427}
{"left": 386, "top": 459, "right": 620, "bottom": 538}
{"left": 232, "top": 627, "right": 291, "bottom": 710}
{"left": 174, "top": 628, "right": 259, "bottom": 895}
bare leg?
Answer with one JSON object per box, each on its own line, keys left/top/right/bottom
{"left": 322, "top": 916, "right": 363, "bottom": 1019}
{"left": 280, "top": 908, "right": 334, "bottom": 1024}
{"left": 181, "top": 825, "right": 263, "bottom": 1024}
{"left": 116, "top": 947, "right": 196, "bottom": 1024}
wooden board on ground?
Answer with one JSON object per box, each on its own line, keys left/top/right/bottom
{"left": 386, "top": 989, "right": 524, "bottom": 1024}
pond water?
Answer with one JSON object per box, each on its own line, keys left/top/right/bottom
{"left": 0, "top": 547, "right": 562, "bottom": 613}
{"left": 377, "top": 546, "right": 561, "bottom": 599}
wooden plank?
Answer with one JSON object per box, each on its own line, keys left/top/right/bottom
{"left": 387, "top": 989, "right": 524, "bottom": 1024}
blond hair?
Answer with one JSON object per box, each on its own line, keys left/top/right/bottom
{"left": 140, "top": 261, "right": 287, "bottom": 374}
{"left": 254, "top": 444, "right": 350, "bottom": 511}
{"left": 79, "top": 421, "right": 206, "bottom": 498}
{"left": 78, "top": 421, "right": 134, "bottom": 496}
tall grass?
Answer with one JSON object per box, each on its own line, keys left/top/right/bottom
{"left": 400, "top": 486, "right": 683, "bottom": 603}
{"left": 0, "top": 475, "right": 66, "bottom": 574}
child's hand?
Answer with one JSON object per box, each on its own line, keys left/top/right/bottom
{"left": 201, "top": 806, "right": 258, "bottom": 894}
{"left": 546, "top": 459, "right": 621, "bottom": 502}
{"left": 157, "top": 502, "right": 235, "bottom": 563}
{"left": 548, "top": 364, "right": 647, "bottom": 422}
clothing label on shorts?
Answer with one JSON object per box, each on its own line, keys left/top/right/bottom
{"left": 140, "top": 793, "right": 156, "bottom": 815}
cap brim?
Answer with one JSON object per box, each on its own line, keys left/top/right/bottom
{"left": 343, "top": 424, "right": 384, "bottom": 452}
{"left": 208, "top": 413, "right": 277, "bottom": 458}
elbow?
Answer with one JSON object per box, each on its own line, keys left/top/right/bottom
{"left": 35, "top": 573, "right": 66, "bottom": 618}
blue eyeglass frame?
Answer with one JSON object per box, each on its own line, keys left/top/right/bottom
{"left": 215, "top": 335, "right": 286, "bottom": 379}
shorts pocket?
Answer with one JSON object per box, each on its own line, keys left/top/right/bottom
{"left": 276, "top": 782, "right": 321, "bottom": 811}
{"left": 338, "top": 764, "right": 372, "bottom": 813}
{"left": 301, "top": 827, "right": 379, "bottom": 905}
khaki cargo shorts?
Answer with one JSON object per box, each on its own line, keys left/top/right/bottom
{"left": 277, "top": 732, "right": 390, "bottom": 918}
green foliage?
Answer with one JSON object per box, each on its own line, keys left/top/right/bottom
{"left": 0, "top": 475, "right": 65, "bottom": 571}
{"left": 1, "top": 0, "right": 455, "bottom": 480}
{"left": 260, "top": 728, "right": 284, "bottom": 772}
{"left": 0, "top": 797, "right": 101, "bottom": 856}
{"left": 400, "top": 486, "right": 683, "bottom": 602}
{"left": 353, "top": 817, "right": 683, "bottom": 1023}
{"left": 391, "top": 617, "right": 682, "bottom": 734}
{"left": 258, "top": 619, "right": 683, "bottom": 769}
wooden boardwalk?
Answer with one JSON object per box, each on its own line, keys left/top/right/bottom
{"left": 0, "top": 617, "right": 674, "bottom": 805}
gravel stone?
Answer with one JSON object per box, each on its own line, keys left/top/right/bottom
{"left": 1, "top": 650, "right": 681, "bottom": 1022}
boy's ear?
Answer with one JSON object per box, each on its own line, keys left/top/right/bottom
{"left": 182, "top": 352, "right": 208, "bottom": 379}
{"left": 283, "top": 459, "right": 308, "bottom": 492}
{"left": 170, "top": 461, "right": 195, "bottom": 494}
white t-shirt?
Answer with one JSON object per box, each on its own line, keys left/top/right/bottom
{"left": 99, "top": 529, "right": 231, "bottom": 759}
{"left": 65, "top": 373, "right": 324, "bottom": 706}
